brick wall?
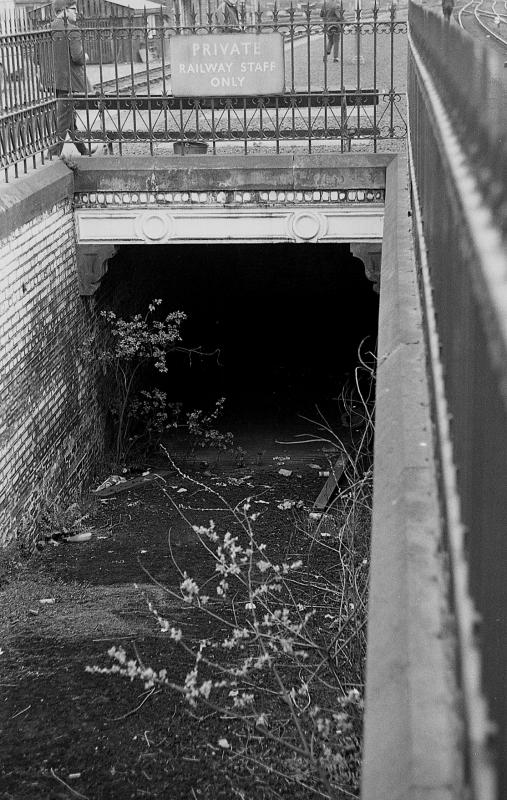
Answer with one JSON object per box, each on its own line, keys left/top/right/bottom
{"left": 0, "top": 164, "right": 103, "bottom": 547}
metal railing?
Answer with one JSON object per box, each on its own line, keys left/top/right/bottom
{"left": 0, "top": 11, "right": 57, "bottom": 180}
{"left": 408, "top": 3, "right": 507, "bottom": 799}
{"left": 1, "top": 2, "right": 406, "bottom": 177}
{"left": 74, "top": 2, "right": 407, "bottom": 155}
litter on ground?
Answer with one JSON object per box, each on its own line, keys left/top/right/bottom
{"left": 94, "top": 475, "right": 126, "bottom": 492}
{"left": 277, "top": 500, "right": 295, "bottom": 510}
{"left": 65, "top": 531, "right": 93, "bottom": 543}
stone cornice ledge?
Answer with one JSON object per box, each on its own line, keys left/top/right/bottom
{"left": 73, "top": 154, "right": 392, "bottom": 193}
{"left": 0, "top": 161, "right": 74, "bottom": 241}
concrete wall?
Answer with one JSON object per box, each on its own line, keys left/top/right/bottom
{"left": 361, "top": 155, "right": 464, "bottom": 799}
{"left": 0, "top": 163, "right": 103, "bottom": 547}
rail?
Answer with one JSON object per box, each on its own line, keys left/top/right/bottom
{"left": 408, "top": 3, "right": 507, "bottom": 798}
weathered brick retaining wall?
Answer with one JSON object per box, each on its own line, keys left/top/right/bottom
{"left": 0, "top": 163, "right": 103, "bottom": 547}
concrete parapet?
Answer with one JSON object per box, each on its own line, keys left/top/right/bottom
{"left": 360, "top": 155, "right": 464, "bottom": 799}
{"left": 0, "top": 161, "right": 73, "bottom": 241}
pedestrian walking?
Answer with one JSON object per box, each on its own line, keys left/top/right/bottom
{"left": 49, "top": 0, "right": 96, "bottom": 157}
{"left": 321, "top": 0, "right": 344, "bottom": 62}
{"left": 442, "top": 0, "right": 454, "bottom": 22}
{"left": 214, "top": 0, "right": 241, "bottom": 32}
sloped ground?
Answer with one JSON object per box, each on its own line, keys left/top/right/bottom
{"left": 1, "top": 426, "right": 368, "bottom": 800}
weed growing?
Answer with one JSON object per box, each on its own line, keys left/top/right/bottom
{"left": 83, "top": 301, "right": 240, "bottom": 470}
{"left": 82, "top": 299, "right": 187, "bottom": 467}
{"left": 88, "top": 367, "right": 374, "bottom": 799}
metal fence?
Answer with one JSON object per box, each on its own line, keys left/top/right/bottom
{"left": 409, "top": 1, "right": 506, "bottom": 241}
{"left": 1, "top": 1, "right": 406, "bottom": 176}
{"left": 0, "top": 11, "right": 57, "bottom": 180}
{"left": 75, "top": 2, "right": 406, "bottom": 155}
{"left": 408, "top": 4, "right": 507, "bottom": 799}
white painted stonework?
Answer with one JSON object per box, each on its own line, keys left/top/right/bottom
{"left": 75, "top": 206, "right": 384, "bottom": 245}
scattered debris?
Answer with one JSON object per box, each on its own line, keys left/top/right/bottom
{"left": 278, "top": 468, "right": 292, "bottom": 477}
{"left": 94, "top": 475, "right": 127, "bottom": 492}
{"left": 313, "top": 457, "right": 345, "bottom": 513}
{"left": 277, "top": 500, "right": 295, "bottom": 510}
{"left": 50, "top": 768, "right": 89, "bottom": 800}
{"left": 65, "top": 531, "right": 93, "bottom": 543}
{"left": 10, "top": 704, "right": 31, "bottom": 719}
{"left": 217, "top": 738, "right": 231, "bottom": 749}
{"left": 94, "top": 470, "right": 171, "bottom": 498}
{"left": 226, "top": 476, "right": 253, "bottom": 486}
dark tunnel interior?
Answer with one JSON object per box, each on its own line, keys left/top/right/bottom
{"left": 98, "top": 242, "right": 379, "bottom": 434}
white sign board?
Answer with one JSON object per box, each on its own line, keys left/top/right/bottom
{"left": 170, "top": 33, "right": 285, "bottom": 97}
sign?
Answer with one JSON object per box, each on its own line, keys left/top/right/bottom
{"left": 170, "top": 33, "right": 285, "bottom": 97}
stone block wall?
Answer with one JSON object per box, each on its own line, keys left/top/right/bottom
{"left": 0, "top": 163, "right": 103, "bottom": 547}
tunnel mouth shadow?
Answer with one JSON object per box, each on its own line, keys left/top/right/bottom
{"left": 96, "top": 241, "right": 379, "bottom": 465}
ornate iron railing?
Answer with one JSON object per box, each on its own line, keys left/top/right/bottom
{"left": 1, "top": 2, "right": 406, "bottom": 177}
{"left": 408, "top": 4, "right": 507, "bottom": 799}
{"left": 409, "top": 0, "right": 506, "bottom": 241}
{"left": 0, "top": 11, "right": 57, "bottom": 180}
{"left": 73, "top": 2, "right": 407, "bottom": 155}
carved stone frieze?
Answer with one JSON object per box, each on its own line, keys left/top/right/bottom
{"left": 73, "top": 188, "right": 385, "bottom": 208}
{"left": 75, "top": 207, "right": 384, "bottom": 245}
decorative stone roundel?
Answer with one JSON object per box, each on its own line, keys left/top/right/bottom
{"left": 288, "top": 211, "right": 327, "bottom": 242}
{"left": 134, "top": 211, "right": 175, "bottom": 241}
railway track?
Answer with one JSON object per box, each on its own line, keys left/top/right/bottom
{"left": 99, "top": 64, "right": 171, "bottom": 94}
{"left": 456, "top": 0, "right": 507, "bottom": 55}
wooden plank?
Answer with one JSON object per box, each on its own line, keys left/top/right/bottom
{"left": 313, "top": 457, "right": 345, "bottom": 512}
{"left": 93, "top": 470, "right": 171, "bottom": 497}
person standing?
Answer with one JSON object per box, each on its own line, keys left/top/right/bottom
{"left": 321, "top": 0, "right": 344, "bottom": 62}
{"left": 49, "top": 0, "right": 96, "bottom": 156}
{"left": 214, "top": 0, "right": 241, "bottom": 32}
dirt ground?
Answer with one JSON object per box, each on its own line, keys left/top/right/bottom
{"left": 1, "top": 424, "right": 361, "bottom": 800}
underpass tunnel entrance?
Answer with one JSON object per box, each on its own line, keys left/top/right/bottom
{"left": 99, "top": 242, "right": 379, "bottom": 441}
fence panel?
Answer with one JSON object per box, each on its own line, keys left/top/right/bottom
{"left": 408, "top": 4, "right": 507, "bottom": 798}
{"left": 52, "top": 1, "right": 407, "bottom": 157}
{"left": 0, "top": 11, "right": 57, "bottom": 181}
{"left": 2, "top": 3, "right": 407, "bottom": 175}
